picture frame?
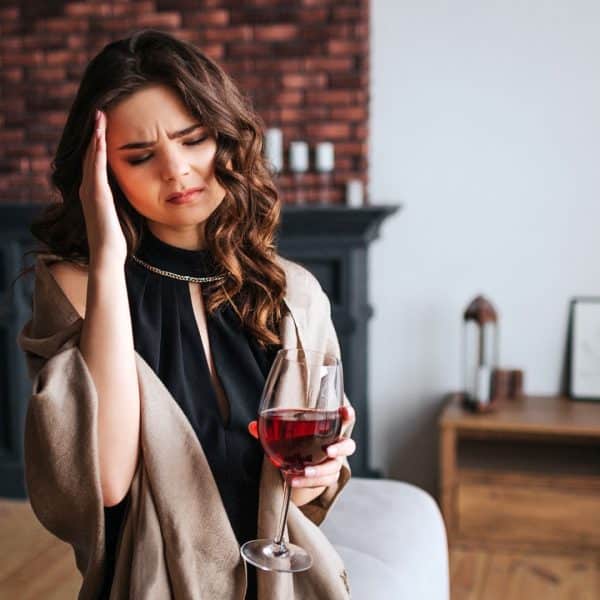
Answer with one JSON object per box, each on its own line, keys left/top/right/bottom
{"left": 569, "top": 297, "right": 600, "bottom": 401}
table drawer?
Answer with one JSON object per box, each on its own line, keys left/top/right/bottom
{"left": 456, "top": 477, "right": 600, "bottom": 550}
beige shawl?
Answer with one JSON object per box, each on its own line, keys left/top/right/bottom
{"left": 17, "top": 254, "right": 354, "bottom": 599}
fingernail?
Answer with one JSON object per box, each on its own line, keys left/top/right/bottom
{"left": 328, "top": 446, "right": 338, "bottom": 457}
{"left": 305, "top": 467, "right": 317, "bottom": 477}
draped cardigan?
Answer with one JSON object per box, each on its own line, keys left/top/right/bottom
{"left": 17, "top": 254, "right": 353, "bottom": 600}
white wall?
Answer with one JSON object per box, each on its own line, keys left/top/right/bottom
{"left": 369, "top": 0, "right": 600, "bottom": 493}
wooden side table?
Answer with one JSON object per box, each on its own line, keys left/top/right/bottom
{"left": 439, "top": 393, "right": 600, "bottom": 552}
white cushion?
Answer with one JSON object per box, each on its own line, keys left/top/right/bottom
{"left": 321, "top": 478, "right": 449, "bottom": 600}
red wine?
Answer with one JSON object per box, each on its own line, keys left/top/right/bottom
{"left": 258, "top": 408, "right": 342, "bottom": 473}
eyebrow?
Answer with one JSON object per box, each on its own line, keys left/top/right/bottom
{"left": 117, "top": 123, "right": 204, "bottom": 150}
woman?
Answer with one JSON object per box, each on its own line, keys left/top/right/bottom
{"left": 18, "top": 29, "right": 355, "bottom": 599}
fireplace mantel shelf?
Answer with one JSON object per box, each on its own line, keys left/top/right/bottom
{"left": 281, "top": 204, "right": 401, "bottom": 242}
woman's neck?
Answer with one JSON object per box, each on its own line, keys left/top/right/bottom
{"left": 146, "top": 221, "right": 207, "bottom": 250}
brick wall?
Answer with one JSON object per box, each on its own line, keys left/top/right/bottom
{"left": 0, "top": 1, "right": 369, "bottom": 205}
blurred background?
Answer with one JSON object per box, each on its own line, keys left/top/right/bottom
{"left": 2, "top": 1, "right": 600, "bottom": 598}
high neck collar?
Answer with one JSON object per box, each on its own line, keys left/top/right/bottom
{"left": 136, "top": 227, "right": 217, "bottom": 278}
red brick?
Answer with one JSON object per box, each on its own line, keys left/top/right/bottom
{"left": 227, "top": 42, "right": 271, "bottom": 58}
{"left": 254, "top": 24, "right": 299, "bottom": 42}
{"left": 9, "top": 143, "right": 48, "bottom": 157}
{"left": 203, "top": 25, "right": 253, "bottom": 43}
{"left": 355, "top": 23, "right": 369, "bottom": 38}
{"left": 355, "top": 124, "right": 368, "bottom": 138}
{"left": 36, "top": 17, "right": 89, "bottom": 34}
{"left": 305, "top": 90, "right": 353, "bottom": 105}
{"left": 137, "top": 12, "right": 182, "bottom": 29}
{"left": 1, "top": 51, "right": 45, "bottom": 67}
{"left": 0, "top": 37, "right": 22, "bottom": 51}
{"left": 44, "top": 50, "right": 73, "bottom": 66}
{"left": 157, "top": 0, "right": 221, "bottom": 7}
{"left": 334, "top": 157, "right": 353, "bottom": 171}
{"left": 0, "top": 129, "right": 25, "bottom": 143}
{"left": 28, "top": 67, "right": 67, "bottom": 82}
{"left": 335, "top": 142, "right": 366, "bottom": 156}
{"left": 301, "top": 0, "right": 330, "bottom": 7}
{"left": 187, "top": 10, "right": 230, "bottom": 27}
{"left": 66, "top": 35, "right": 87, "bottom": 49}
{"left": 65, "top": 3, "right": 112, "bottom": 17}
{"left": 282, "top": 73, "right": 327, "bottom": 89}
{"left": 298, "top": 8, "right": 329, "bottom": 24}
{"left": 283, "top": 107, "right": 334, "bottom": 126}
{"left": 199, "top": 43, "right": 225, "bottom": 60}
{"left": 0, "top": 8, "right": 19, "bottom": 21}
{"left": 304, "top": 57, "right": 354, "bottom": 71}
{"left": 328, "top": 40, "right": 367, "bottom": 55}
{"left": 2, "top": 68, "right": 23, "bottom": 83}
{"left": 255, "top": 58, "right": 304, "bottom": 73}
{"left": 26, "top": 123, "right": 62, "bottom": 143}
{"left": 331, "top": 106, "right": 367, "bottom": 121}
{"left": 305, "top": 122, "right": 351, "bottom": 140}
{"left": 111, "top": 2, "right": 154, "bottom": 16}
{"left": 40, "top": 111, "right": 67, "bottom": 127}
{"left": 272, "top": 90, "right": 304, "bottom": 106}
{"left": 0, "top": 157, "right": 29, "bottom": 173}
{"left": 332, "top": 6, "right": 366, "bottom": 21}
{"left": 330, "top": 73, "right": 367, "bottom": 88}
{"left": 0, "top": 22, "right": 19, "bottom": 36}
{"left": 229, "top": 6, "right": 300, "bottom": 26}
{"left": 325, "top": 23, "right": 355, "bottom": 39}
{"left": 30, "top": 157, "right": 52, "bottom": 172}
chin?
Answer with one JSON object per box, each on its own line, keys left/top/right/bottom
{"left": 160, "top": 205, "right": 221, "bottom": 227}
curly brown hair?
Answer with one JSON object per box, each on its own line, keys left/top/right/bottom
{"left": 28, "top": 29, "right": 287, "bottom": 348}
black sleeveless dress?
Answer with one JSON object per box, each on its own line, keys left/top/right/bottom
{"left": 100, "top": 227, "right": 280, "bottom": 599}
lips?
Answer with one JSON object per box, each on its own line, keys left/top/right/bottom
{"left": 166, "top": 187, "right": 205, "bottom": 203}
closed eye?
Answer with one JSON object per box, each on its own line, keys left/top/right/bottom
{"left": 185, "top": 136, "right": 208, "bottom": 146}
{"left": 126, "top": 136, "right": 208, "bottom": 166}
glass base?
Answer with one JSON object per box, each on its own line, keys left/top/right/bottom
{"left": 240, "top": 538, "right": 313, "bottom": 573}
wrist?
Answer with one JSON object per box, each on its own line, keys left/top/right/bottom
{"left": 89, "top": 252, "right": 126, "bottom": 273}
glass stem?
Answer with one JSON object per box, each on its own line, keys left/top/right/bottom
{"left": 273, "top": 473, "right": 292, "bottom": 551}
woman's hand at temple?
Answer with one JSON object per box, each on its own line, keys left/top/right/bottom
{"left": 247, "top": 405, "right": 356, "bottom": 507}
{"left": 79, "top": 109, "right": 127, "bottom": 267}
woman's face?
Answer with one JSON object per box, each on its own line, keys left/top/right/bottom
{"left": 105, "top": 84, "right": 227, "bottom": 249}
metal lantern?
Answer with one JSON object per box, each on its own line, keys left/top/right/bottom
{"left": 463, "top": 295, "right": 499, "bottom": 408}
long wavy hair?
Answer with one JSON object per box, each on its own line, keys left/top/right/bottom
{"left": 28, "top": 29, "right": 287, "bottom": 348}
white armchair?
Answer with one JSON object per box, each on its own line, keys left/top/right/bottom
{"left": 321, "top": 478, "right": 450, "bottom": 600}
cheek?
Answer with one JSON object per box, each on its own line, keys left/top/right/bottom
{"left": 109, "top": 165, "right": 161, "bottom": 218}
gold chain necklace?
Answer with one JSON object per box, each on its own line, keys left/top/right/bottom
{"left": 131, "top": 254, "right": 227, "bottom": 284}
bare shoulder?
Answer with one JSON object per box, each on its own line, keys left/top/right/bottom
{"left": 47, "top": 260, "right": 88, "bottom": 318}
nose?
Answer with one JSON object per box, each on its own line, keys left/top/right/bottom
{"left": 160, "top": 145, "right": 190, "bottom": 182}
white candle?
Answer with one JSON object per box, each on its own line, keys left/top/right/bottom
{"left": 345, "top": 179, "right": 364, "bottom": 207}
{"left": 289, "top": 141, "right": 309, "bottom": 173}
{"left": 265, "top": 128, "right": 283, "bottom": 173}
{"left": 315, "top": 141, "right": 334, "bottom": 172}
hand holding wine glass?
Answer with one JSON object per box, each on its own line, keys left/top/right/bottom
{"left": 247, "top": 404, "right": 356, "bottom": 493}
{"left": 241, "top": 348, "right": 354, "bottom": 573}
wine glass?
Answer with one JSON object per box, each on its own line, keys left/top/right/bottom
{"left": 240, "top": 347, "right": 344, "bottom": 573}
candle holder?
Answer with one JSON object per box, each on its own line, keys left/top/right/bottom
{"left": 289, "top": 141, "right": 309, "bottom": 205}
{"left": 315, "top": 142, "right": 335, "bottom": 205}
{"left": 265, "top": 128, "right": 283, "bottom": 177}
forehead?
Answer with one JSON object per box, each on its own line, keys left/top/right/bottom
{"left": 106, "top": 84, "right": 197, "bottom": 140}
